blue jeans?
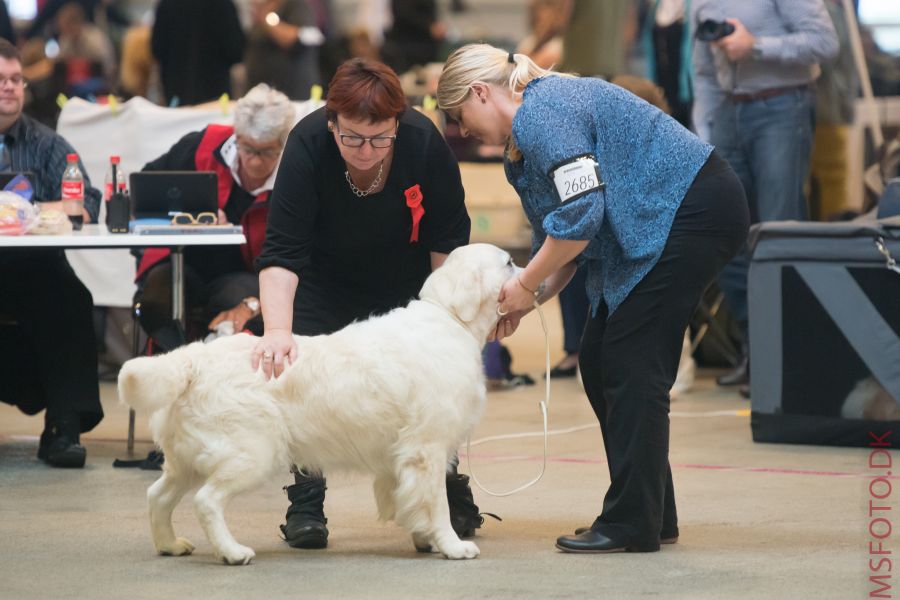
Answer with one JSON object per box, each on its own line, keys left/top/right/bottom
{"left": 711, "top": 88, "right": 815, "bottom": 335}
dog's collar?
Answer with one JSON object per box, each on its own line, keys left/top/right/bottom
{"left": 420, "top": 298, "right": 480, "bottom": 342}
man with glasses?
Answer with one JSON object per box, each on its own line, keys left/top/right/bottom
{"left": 0, "top": 39, "right": 103, "bottom": 468}
{"left": 134, "top": 83, "right": 296, "bottom": 351}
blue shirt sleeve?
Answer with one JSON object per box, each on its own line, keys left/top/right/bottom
{"left": 512, "top": 91, "right": 605, "bottom": 243}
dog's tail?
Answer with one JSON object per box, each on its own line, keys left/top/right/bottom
{"left": 118, "top": 346, "right": 195, "bottom": 414}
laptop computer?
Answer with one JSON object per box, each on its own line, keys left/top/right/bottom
{"left": 130, "top": 171, "right": 218, "bottom": 219}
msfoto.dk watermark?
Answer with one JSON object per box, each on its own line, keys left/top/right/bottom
{"left": 869, "top": 431, "right": 894, "bottom": 599}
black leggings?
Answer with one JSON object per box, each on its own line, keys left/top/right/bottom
{"left": 578, "top": 151, "right": 748, "bottom": 544}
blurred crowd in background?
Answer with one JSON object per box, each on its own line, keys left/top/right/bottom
{"left": 0, "top": 0, "right": 895, "bottom": 229}
{"left": 0, "top": 1, "right": 895, "bottom": 125}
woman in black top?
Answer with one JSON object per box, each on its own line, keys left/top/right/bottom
{"left": 252, "top": 58, "right": 478, "bottom": 550}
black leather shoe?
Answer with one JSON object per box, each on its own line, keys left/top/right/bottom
{"left": 38, "top": 422, "right": 86, "bottom": 468}
{"left": 573, "top": 526, "right": 678, "bottom": 544}
{"left": 546, "top": 353, "right": 578, "bottom": 379}
{"left": 556, "top": 530, "right": 660, "bottom": 553}
{"left": 547, "top": 364, "right": 577, "bottom": 379}
{"left": 281, "top": 476, "right": 329, "bottom": 549}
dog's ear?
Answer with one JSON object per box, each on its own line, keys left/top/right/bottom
{"left": 421, "top": 261, "right": 484, "bottom": 323}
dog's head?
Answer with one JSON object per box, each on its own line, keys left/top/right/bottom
{"left": 419, "top": 243, "right": 520, "bottom": 340}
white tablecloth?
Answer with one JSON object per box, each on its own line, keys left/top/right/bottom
{"left": 56, "top": 96, "right": 319, "bottom": 306}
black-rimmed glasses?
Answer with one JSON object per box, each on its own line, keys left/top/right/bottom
{"left": 0, "top": 75, "right": 27, "bottom": 88}
{"left": 335, "top": 124, "right": 397, "bottom": 149}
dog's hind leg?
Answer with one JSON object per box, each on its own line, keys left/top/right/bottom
{"left": 373, "top": 473, "right": 397, "bottom": 522}
{"left": 148, "top": 472, "right": 195, "bottom": 557}
{"left": 393, "top": 446, "right": 479, "bottom": 560}
{"left": 193, "top": 462, "right": 265, "bottom": 566}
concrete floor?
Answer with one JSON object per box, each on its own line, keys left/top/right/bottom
{"left": 0, "top": 300, "right": 879, "bottom": 599}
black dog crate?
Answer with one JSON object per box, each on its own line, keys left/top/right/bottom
{"left": 747, "top": 218, "right": 900, "bottom": 447}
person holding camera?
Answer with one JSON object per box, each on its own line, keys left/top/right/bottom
{"left": 691, "top": 0, "right": 838, "bottom": 394}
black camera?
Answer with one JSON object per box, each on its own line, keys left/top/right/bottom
{"left": 695, "top": 19, "right": 735, "bottom": 42}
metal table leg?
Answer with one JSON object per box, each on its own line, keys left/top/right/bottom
{"left": 171, "top": 246, "right": 185, "bottom": 327}
{"left": 126, "top": 247, "right": 185, "bottom": 455}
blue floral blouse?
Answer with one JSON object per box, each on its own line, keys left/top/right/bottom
{"left": 505, "top": 76, "right": 713, "bottom": 316}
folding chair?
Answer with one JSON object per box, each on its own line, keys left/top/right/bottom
{"left": 689, "top": 283, "right": 741, "bottom": 368}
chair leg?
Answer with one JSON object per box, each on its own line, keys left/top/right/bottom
{"left": 690, "top": 289, "right": 740, "bottom": 366}
{"left": 690, "top": 291, "right": 726, "bottom": 353}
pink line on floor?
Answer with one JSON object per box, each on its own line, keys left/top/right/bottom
{"left": 459, "top": 453, "right": 899, "bottom": 479}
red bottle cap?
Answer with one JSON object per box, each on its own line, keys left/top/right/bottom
{"left": 66, "top": 153, "right": 77, "bottom": 162}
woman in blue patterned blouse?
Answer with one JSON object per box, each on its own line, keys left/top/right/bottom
{"left": 438, "top": 44, "right": 749, "bottom": 554}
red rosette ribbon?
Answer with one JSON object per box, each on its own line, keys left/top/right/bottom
{"left": 405, "top": 184, "right": 424, "bottom": 243}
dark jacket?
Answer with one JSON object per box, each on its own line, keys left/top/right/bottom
{"left": 151, "top": 0, "right": 245, "bottom": 105}
{"left": 136, "top": 125, "right": 270, "bottom": 279}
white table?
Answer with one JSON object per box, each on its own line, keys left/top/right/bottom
{"left": 0, "top": 224, "right": 247, "bottom": 452}
{"left": 0, "top": 223, "right": 246, "bottom": 324}
{"left": 57, "top": 96, "right": 321, "bottom": 308}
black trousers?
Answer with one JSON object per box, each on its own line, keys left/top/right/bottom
{"left": 136, "top": 262, "right": 261, "bottom": 351}
{"left": 578, "top": 153, "right": 748, "bottom": 544}
{"left": 0, "top": 250, "right": 103, "bottom": 432}
{"left": 558, "top": 264, "right": 588, "bottom": 355}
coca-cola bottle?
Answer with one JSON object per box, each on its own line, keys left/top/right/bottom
{"left": 104, "top": 155, "right": 127, "bottom": 200}
{"left": 61, "top": 153, "right": 84, "bottom": 230}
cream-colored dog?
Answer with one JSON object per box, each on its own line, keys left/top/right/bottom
{"left": 118, "top": 244, "right": 519, "bottom": 565}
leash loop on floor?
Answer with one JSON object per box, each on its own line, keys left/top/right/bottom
{"left": 466, "top": 299, "right": 551, "bottom": 497}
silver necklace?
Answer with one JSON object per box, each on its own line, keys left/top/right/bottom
{"left": 345, "top": 160, "right": 384, "bottom": 197}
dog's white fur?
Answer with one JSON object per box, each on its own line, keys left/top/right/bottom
{"left": 118, "top": 244, "right": 519, "bottom": 565}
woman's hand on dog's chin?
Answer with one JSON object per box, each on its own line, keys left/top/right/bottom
{"left": 498, "top": 277, "right": 535, "bottom": 315}
{"left": 251, "top": 329, "right": 298, "bottom": 380}
{"left": 488, "top": 310, "right": 526, "bottom": 342}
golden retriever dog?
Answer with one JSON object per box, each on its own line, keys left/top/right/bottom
{"left": 118, "top": 244, "right": 519, "bottom": 565}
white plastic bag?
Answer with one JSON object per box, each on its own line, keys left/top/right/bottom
{"left": 0, "top": 191, "right": 36, "bottom": 235}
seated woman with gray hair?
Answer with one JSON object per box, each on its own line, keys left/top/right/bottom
{"left": 134, "top": 83, "right": 296, "bottom": 350}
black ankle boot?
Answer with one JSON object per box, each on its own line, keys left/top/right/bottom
{"left": 446, "top": 472, "right": 485, "bottom": 538}
{"left": 281, "top": 474, "right": 328, "bottom": 549}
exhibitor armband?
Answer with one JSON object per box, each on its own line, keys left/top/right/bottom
{"left": 548, "top": 154, "right": 605, "bottom": 204}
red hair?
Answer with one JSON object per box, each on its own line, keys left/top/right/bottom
{"left": 325, "top": 58, "right": 407, "bottom": 124}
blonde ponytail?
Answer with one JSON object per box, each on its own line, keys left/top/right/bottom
{"left": 436, "top": 44, "right": 569, "bottom": 161}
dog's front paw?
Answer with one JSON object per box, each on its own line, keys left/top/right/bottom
{"left": 158, "top": 537, "right": 195, "bottom": 556}
{"left": 440, "top": 540, "right": 480, "bottom": 560}
{"left": 219, "top": 544, "right": 256, "bottom": 566}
